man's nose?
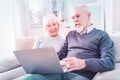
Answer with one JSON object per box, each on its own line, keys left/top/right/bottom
{"left": 73, "top": 17, "right": 78, "bottom": 22}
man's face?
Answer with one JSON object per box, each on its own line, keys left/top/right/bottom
{"left": 45, "top": 21, "right": 59, "bottom": 37}
{"left": 72, "top": 8, "right": 90, "bottom": 28}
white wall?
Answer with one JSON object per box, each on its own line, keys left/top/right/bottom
{"left": 113, "top": 0, "right": 120, "bottom": 32}
{"left": 0, "top": 0, "right": 15, "bottom": 58}
{"left": 102, "top": 0, "right": 120, "bottom": 34}
{"left": 0, "top": 0, "right": 120, "bottom": 59}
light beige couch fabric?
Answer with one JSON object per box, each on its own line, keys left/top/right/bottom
{"left": 15, "top": 37, "right": 35, "bottom": 50}
{"left": 0, "top": 67, "right": 26, "bottom": 80}
{"left": 0, "top": 35, "right": 120, "bottom": 80}
{"left": 93, "top": 63, "right": 120, "bottom": 80}
{"left": 0, "top": 37, "right": 34, "bottom": 80}
{"left": 0, "top": 55, "right": 20, "bottom": 73}
{"left": 110, "top": 35, "right": 120, "bottom": 63}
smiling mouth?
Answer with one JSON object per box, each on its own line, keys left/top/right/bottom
{"left": 50, "top": 30, "right": 56, "bottom": 33}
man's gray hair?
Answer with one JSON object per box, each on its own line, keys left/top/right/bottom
{"left": 72, "top": 4, "right": 90, "bottom": 14}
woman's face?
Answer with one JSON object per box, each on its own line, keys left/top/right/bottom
{"left": 45, "top": 21, "right": 59, "bottom": 37}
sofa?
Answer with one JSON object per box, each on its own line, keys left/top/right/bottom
{"left": 0, "top": 35, "right": 120, "bottom": 80}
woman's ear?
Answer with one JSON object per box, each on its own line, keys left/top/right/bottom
{"left": 88, "top": 12, "right": 91, "bottom": 17}
{"left": 57, "top": 23, "right": 60, "bottom": 28}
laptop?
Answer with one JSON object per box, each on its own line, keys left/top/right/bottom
{"left": 14, "top": 47, "right": 64, "bottom": 74}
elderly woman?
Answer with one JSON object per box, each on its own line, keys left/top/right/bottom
{"left": 33, "top": 14, "right": 64, "bottom": 52}
{"left": 16, "top": 14, "right": 64, "bottom": 80}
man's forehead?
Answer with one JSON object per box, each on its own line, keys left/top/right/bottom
{"left": 72, "top": 7, "right": 89, "bottom": 16}
{"left": 72, "top": 9, "right": 84, "bottom": 15}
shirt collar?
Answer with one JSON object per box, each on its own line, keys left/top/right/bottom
{"left": 80, "top": 24, "right": 94, "bottom": 35}
{"left": 86, "top": 24, "right": 94, "bottom": 34}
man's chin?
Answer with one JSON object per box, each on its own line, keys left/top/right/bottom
{"left": 75, "top": 27, "right": 84, "bottom": 33}
{"left": 75, "top": 28, "right": 81, "bottom": 33}
{"left": 75, "top": 25, "right": 81, "bottom": 28}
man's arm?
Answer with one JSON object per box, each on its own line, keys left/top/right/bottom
{"left": 84, "top": 32, "right": 115, "bottom": 72}
{"left": 57, "top": 36, "right": 68, "bottom": 60}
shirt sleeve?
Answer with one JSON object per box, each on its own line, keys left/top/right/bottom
{"left": 33, "top": 36, "right": 41, "bottom": 49}
{"left": 84, "top": 32, "right": 115, "bottom": 72}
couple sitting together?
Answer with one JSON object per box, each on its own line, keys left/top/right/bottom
{"left": 16, "top": 5, "right": 115, "bottom": 80}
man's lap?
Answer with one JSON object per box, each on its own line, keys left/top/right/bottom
{"left": 15, "top": 73, "right": 89, "bottom": 80}
{"left": 63, "top": 73, "right": 89, "bottom": 80}
{"left": 15, "top": 74, "right": 62, "bottom": 80}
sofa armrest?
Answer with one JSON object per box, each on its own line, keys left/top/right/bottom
{"left": 0, "top": 67, "right": 26, "bottom": 80}
{"left": 110, "top": 35, "right": 120, "bottom": 63}
{"left": 93, "top": 63, "right": 120, "bottom": 80}
{"left": 0, "top": 55, "right": 21, "bottom": 73}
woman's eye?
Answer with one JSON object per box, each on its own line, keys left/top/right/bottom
{"left": 47, "top": 25, "right": 51, "bottom": 27}
{"left": 72, "top": 16, "right": 74, "bottom": 19}
{"left": 76, "top": 15, "right": 80, "bottom": 18}
{"left": 53, "top": 23, "right": 56, "bottom": 26}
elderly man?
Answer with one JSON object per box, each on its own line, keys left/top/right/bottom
{"left": 58, "top": 5, "right": 115, "bottom": 80}
{"left": 16, "top": 5, "right": 115, "bottom": 80}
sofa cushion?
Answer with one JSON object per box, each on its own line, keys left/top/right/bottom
{"left": 92, "top": 63, "right": 120, "bottom": 80}
{"left": 15, "top": 37, "right": 35, "bottom": 50}
{"left": 110, "top": 35, "right": 120, "bottom": 63}
{"left": 0, "top": 55, "right": 20, "bottom": 73}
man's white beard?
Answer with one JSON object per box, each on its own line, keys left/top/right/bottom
{"left": 75, "top": 27, "right": 84, "bottom": 33}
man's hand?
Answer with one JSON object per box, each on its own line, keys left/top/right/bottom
{"left": 61, "top": 57, "right": 86, "bottom": 72}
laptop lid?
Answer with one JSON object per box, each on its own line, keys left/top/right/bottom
{"left": 14, "top": 47, "right": 64, "bottom": 74}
